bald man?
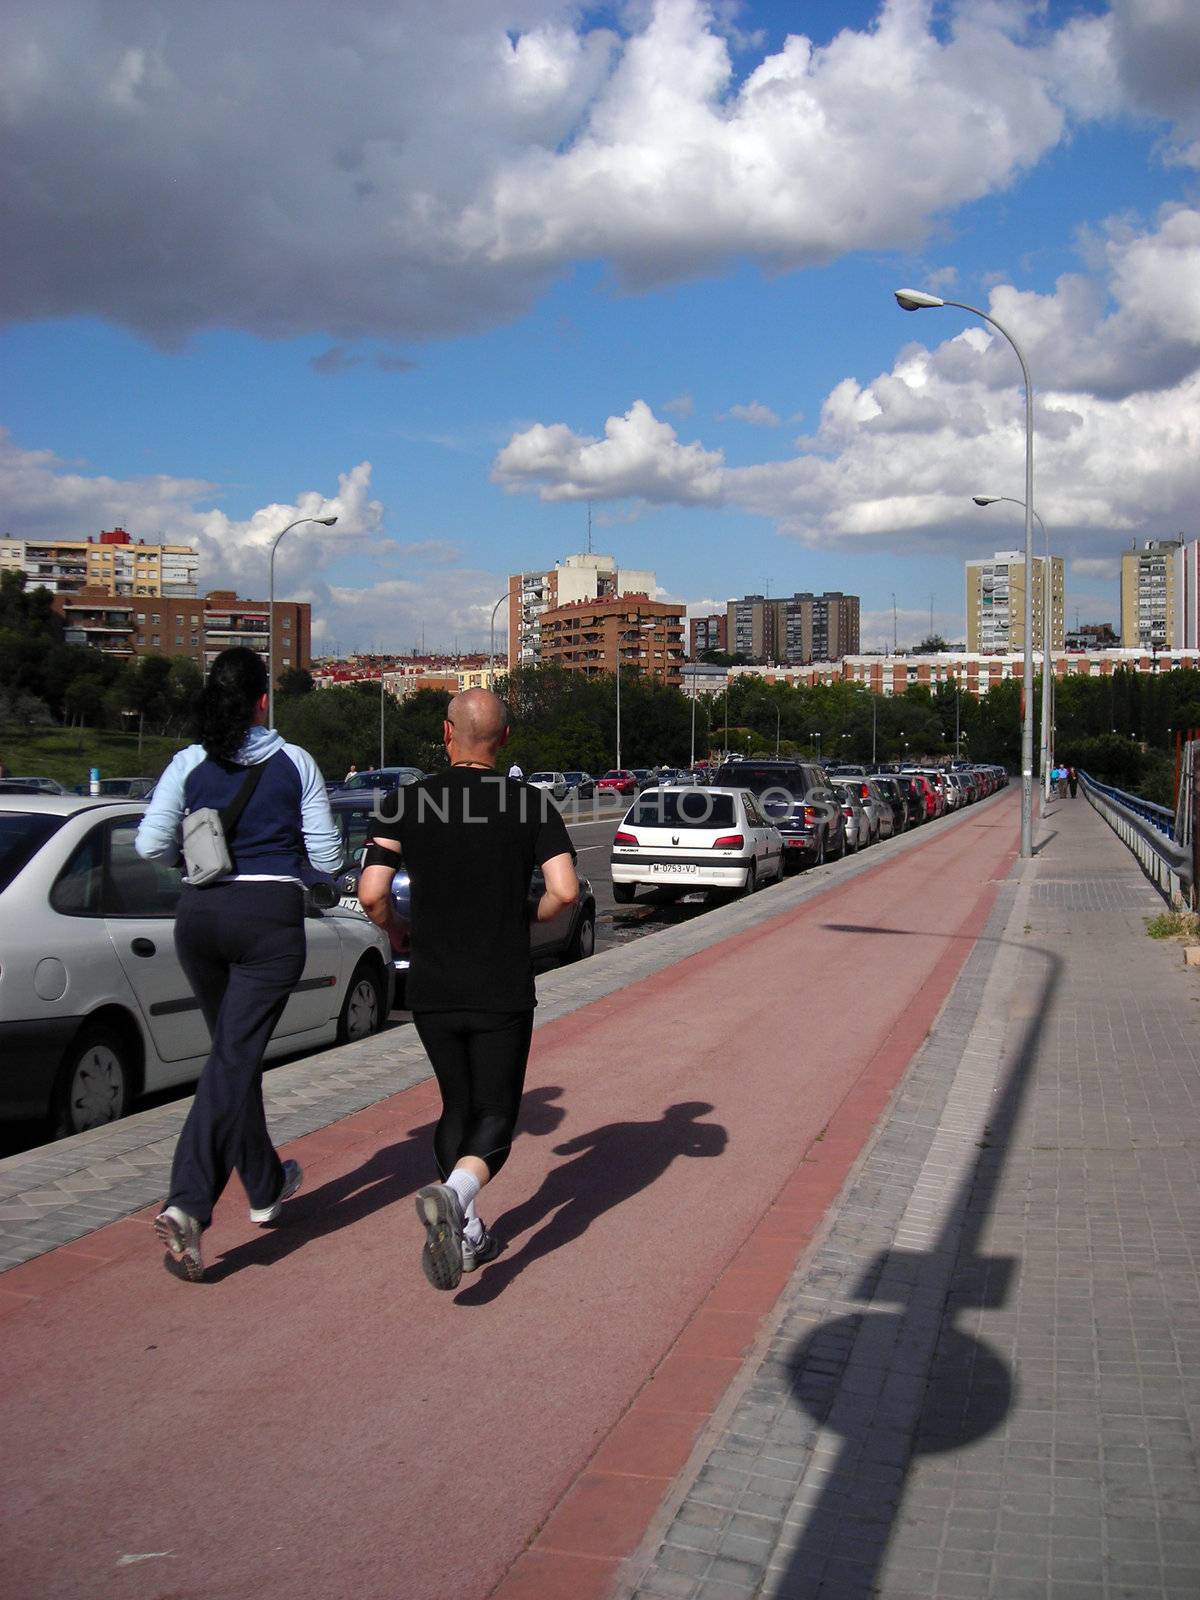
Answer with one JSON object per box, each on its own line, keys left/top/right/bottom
{"left": 359, "top": 690, "right": 578, "bottom": 1290}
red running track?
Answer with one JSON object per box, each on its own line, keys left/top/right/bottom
{"left": 1, "top": 794, "right": 1016, "bottom": 1600}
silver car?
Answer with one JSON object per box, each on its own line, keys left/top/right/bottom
{"left": 0, "top": 795, "right": 394, "bottom": 1136}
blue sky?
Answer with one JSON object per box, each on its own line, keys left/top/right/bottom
{"left": 3, "top": 0, "right": 1199, "bottom": 654}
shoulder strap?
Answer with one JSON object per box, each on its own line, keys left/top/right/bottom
{"left": 219, "top": 759, "right": 268, "bottom": 841}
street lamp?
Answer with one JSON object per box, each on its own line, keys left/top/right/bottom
{"left": 615, "top": 619, "right": 658, "bottom": 768}
{"left": 897, "top": 288, "right": 1035, "bottom": 858}
{"left": 974, "top": 494, "right": 1053, "bottom": 802}
{"left": 268, "top": 514, "right": 338, "bottom": 726}
{"left": 488, "top": 592, "right": 508, "bottom": 677}
{"left": 775, "top": 705, "right": 782, "bottom": 758}
{"left": 811, "top": 731, "right": 821, "bottom": 762}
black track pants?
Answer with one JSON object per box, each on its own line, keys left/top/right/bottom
{"left": 412, "top": 1008, "right": 535, "bottom": 1180}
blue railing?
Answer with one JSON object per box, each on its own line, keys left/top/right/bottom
{"left": 1080, "top": 771, "right": 1190, "bottom": 903}
{"left": 1079, "top": 773, "right": 1176, "bottom": 840}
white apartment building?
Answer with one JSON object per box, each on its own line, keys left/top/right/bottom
{"left": 0, "top": 531, "right": 198, "bottom": 598}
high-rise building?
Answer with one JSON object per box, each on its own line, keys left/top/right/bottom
{"left": 1173, "top": 539, "right": 1200, "bottom": 649}
{"left": 1120, "top": 539, "right": 1180, "bottom": 650}
{"left": 966, "top": 550, "right": 1064, "bottom": 654}
{"left": 725, "top": 592, "right": 860, "bottom": 664}
{"left": 689, "top": 612, "right": 728, "bottom": 656}
{"left": 506, "top": 553, "right": 656, "bottom": 668}
{"left": 538, "top": 596, "right": 685, "bottom": 685}
{"left": 0, "top": 528, "right": 198, "bottom": 598}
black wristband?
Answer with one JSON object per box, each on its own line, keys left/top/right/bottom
{"left": 363, "top": 842, "right": 399, "bottom": 870}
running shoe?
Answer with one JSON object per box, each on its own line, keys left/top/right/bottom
{"left": 415, "top": 1183, "right": 465, "bottom": 1290}
{"left": 249, "top": 1159, "right": 303, "bottom": 1225}
{"left": 154, "top": 1206, "right": 204, "bottom": 1282}
{"left": 461, "top": 1224, "right": 500, "bottom": 1273}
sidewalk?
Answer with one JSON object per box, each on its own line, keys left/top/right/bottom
{"left": 620, "top": 790, "right": 1200, "bottom": 1600}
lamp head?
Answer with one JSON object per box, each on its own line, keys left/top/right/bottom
{"left": 972, "top": 495, "right": 1001, "bottom": 507}
{"left": 894, "top": 288, "right": 945, "bottom": 312}
{"left": 317, "top": 515, "right": 338, "bottom": 526}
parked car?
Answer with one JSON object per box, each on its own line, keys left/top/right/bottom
{"left": 871, "top": 775, "right": 910, "bottom": 835}
{"left": 610, "top": 786, "right": 784, "bottom": 903}
{"left": 596, "top": 769, "right": 637, "bottom": 796}
{"left": 710, "top": 759, "right": 844, "bottom": 870}
{"left": 629, "top": 768, "right": 657, "bottom": 791}
{"left": 832, "top": 781, "right": 871, "bottom": 851}
{"left": 901, "top": 771, "right": 939, "bottom": 822}
{"left": 329, "top": 795, "right": 597, "bottom": 1003}
{"left": 0, "top": 795, "right": 394, "bottom": 1136}
{"left": 71, "top": 777, "right": 156, "bottom": 799}
{"left": 332, "top": 766, "right": 425, "bottom": 795}
{"left": 1, "top": 776, "right": 67, "bottom": 795}
{"left": 837, "top": 776, "right": 893, "bottom": 842}
{"left": 562, "top": 771, "right": 595, "bottom": 798}
{"left": 527, "top": 771, "right": 568, "bottom": 801}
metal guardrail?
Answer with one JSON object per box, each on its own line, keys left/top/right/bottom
{"left": 1080, "top": 770, "right": 1191, "bottom": 904}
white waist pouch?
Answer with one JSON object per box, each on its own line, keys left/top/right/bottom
{"left": 181, "top": 762, "right": 266, "bottom": 886}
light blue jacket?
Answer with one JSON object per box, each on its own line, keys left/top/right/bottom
{"left": 135, "top": 727, "right": 342, "bottom": 876}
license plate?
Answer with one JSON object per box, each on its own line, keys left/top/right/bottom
{"left": 652, "top": 863, "right": 701, "bottom": 876}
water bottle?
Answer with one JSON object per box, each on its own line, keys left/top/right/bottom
{"left": 89, "top": 767, "right": 101, "bottom": 796}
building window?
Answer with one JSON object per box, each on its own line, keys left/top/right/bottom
{"left": 175, "top": 614, "right": 184, "bottom": 625}
{"left": 282, "top": 616, "right": 291, "bottom": 631}
{"left": 137, "top": 634, "right": 145, "bottom": 645}
{"left": 175, "top": 636, "right": 183, "bottom": 645}
{"left": 150, "top": 612, "right": 160, "bottom": 624}
{"left": 152, "top": 635, "right": 160, "bottom": 647}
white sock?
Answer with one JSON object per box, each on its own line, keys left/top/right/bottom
{"left": 445, "top": 1168, "right": 480, "bottom": 1217}
{"left": 463, "top": 1200, "right": 484, "bottom": 1244}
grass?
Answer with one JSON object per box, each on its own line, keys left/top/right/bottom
{"left": 1144, "top": 909, "right": 1200, "bottom": 941}
{"left": 0, "top": 726, "right": 190, "bottom": 789}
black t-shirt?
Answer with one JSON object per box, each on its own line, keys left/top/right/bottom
{"left": 371, "top": 768, "right": 572, "bottom": 1013}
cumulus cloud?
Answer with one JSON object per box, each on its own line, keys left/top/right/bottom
{"left": 725, "top": 402, "right": 781, "bottom": 427}
{"left": 492, "top": 207, "right": 1200, "bottom": 560}
{"left": 492, "top": 399, "right": 725, "bottom": 503}
{"left": 1070, "top": 557, "right": 1121, "bottom": 580}
{"left": 2, "top": 0, "right": 1194, "bottom": 344}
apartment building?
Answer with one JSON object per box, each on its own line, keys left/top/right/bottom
{"left": 506, "top": 553, "right": 656, "bottom": 668}
{"left": 0, "top": 528, "right": 198, "bottom": 598}
{"left": 966, "top": 550, "right": 1065, "bottom": 654}
{"left": 538, "top": 595, "right": 685, "bottom": 685}
{"left": 53, "top": 588, "right": 309, "bottom": 673}
{"left": 725, "top": 592, "right": 860, "bottom": 664}
{"left": 1120, "top": 539, "right": 1180, "bottom": 651}
{"left": 689, "top": 612, "right": 728, "bottom": 656}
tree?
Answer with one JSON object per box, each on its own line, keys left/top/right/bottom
{"left": 912, "top": 634, "right": 951, "bottom": 654}
{"left": 278, "top": 666, "right": 315, "bottom": 697}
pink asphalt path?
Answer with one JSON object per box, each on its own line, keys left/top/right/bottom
{"left": 2, "top": 794, "right": 1017, "bottom": 1600}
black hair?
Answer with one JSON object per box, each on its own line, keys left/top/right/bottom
{"left": 197, "top": 647, "right": 269, "bottom": 762}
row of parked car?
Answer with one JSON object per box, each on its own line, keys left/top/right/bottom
{"left": 608, "top": 759, "right": 1007, "bottom": 904}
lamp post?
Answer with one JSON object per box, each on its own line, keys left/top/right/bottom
{"left": 268, "top": 514, "right": 337, "bottom": 727}
{"left": 974, "top": 494, "right": 1053, "bottom": 802}
{"left": 615, "top": 619, "right": 657, "bottom": 768}
{"left": 687, "top": 665, "right": 698, "bottom": 769}
{"left": 897, "top": 288, "right": 1035, "bottom": 858}
{"left": 775, "top": 705, "right": 781, "bottom": 758}
{"left": 487, "top": 591, "right": 511, "bottom": 680}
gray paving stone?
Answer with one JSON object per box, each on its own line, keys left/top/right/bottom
{"left": 622, "top": 797, "right": 1200, "bottom": 1600}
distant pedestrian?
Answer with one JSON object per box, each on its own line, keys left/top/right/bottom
{"left": 136, "top": 646, "right": 342, "bottom": 1281}
{"left": 1056, "top": 764, "right": 1068, "bottom": 798}
{"left": 359, "top": 689, "right": 577, "bottom": 1290}
{"left": 345, "top": 763, "right": 359, "bottom": 782}
{"left": 1068, "top": 766, "right": 1078, "bottom": 798}
{"left": 507, "top": 761, "right": 524, "bottom": 780}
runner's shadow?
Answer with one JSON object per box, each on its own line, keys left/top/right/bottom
{"left": 205, "top": 1085, "right": 568, "bottom": 1281}
{"left": 454, "top": 1101, "right": 727, "bottom": 1307}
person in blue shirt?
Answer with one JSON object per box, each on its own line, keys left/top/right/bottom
{"left": 136, "top": 646, "right": 341, "bottom": 1281}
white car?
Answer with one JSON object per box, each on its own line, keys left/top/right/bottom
{"left": 0, "top": 795, "right": 394, "bottom": 1136}
{"left": 527, "top": 770, "right": 568, "bottom": 801}
{"left": 610, "top": 786, "right": 784, "bottom": 903}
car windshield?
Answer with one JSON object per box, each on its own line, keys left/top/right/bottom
{"left": 529, "top": 773, "right": 554, "bottom": 782}
{"left": 628, "top": 792, "right": 736, "bottom": 828}
{"left": 601, "top": 771, "right": 627, "bottom": 780}
{"left": 0, "top": 812, "right": 65, "bottom": 894}
{"left": 342, "top": 768, "right": 423, "bottom": 789}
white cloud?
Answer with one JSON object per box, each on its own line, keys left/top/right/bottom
{"left": 725, "top": 402, "right": 781, "bottom": 427}
{"left": 1070, "top": 557, "right": 1121, "bottom": 580}
{"left": 492, "top": 399, "right": 725, "bottom": 504}
{"left": 662, "top": 393, "right": 695, "bottom": 417}
{"left": 2, "top": 1, "right": 1195, "bottom": 343}
{"left": 492, "top": 207, "right": 1200, "bottom": 561}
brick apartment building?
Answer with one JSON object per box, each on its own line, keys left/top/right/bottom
{"left": 53, "top": 588, "right": 310, "bottom": 674}
{"left": 689, "top": 612, "right": 728, "bottom": 656}
{"left": 538, "top": 595, "right": 685, "bottom": 686}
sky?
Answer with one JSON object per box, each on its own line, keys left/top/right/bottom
{"left": 2, "top": 0, "right": 1199, "bottom": 656}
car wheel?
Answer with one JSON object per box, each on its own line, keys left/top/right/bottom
{"left": 813, "top": 832, "right": 826, "bottom": 868}
{"left": 337, "top": 958, "right": 385, "bottom": 1043}
{"left": 741, "top": 862, "right": 757, "bottom": 897}
{"left": 52, "top": 1023, "right": 132, "bottom": 1137}
{"left": 565, "top": 905, "right": 596, "bottom": 962}
{"left": 613, "top": 881, "right": 637, "bottom": 904}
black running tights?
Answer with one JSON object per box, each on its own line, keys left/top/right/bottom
{"left": 412, "top": 1009, "right": 535, "bottom": 1180}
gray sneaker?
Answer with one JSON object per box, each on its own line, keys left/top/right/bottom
{"left": 154, "top": 1206, "right": 204, "bottom": 1282}
{"left": 249, "top": 1160, "right": 303, "bottom": 1225}
{"left": 461, "top": 1224, "right": 500, "bottom": 1273}
{"left": 415, "top": 1183, "right": 465, "bottom": 1290}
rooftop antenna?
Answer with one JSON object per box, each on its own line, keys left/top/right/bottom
{"left": 587, "top": 500, "right": 593, "bottom": 555}
{"left": 892, "top": 593, "right": 898, "bottom": 655}
{"left": 930, "top": 593, "right": 935, "bottom": 637}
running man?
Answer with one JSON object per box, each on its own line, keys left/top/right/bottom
{"left": 358, "top": 689, "right": 578, "bottom": 1290}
